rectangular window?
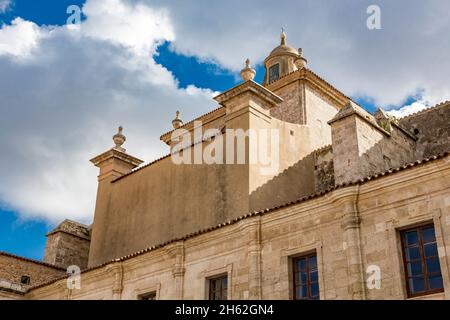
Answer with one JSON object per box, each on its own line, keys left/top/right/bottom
{"left": 208, "top": 275, "right": 228, "bottom": 300}
{"left": 293, "top": 253, "right": 319, "bottom": 300}
{"left": 138, "top": 291, "right": 156, "bottom": 300}
{"left": 401, "top": 224, "right": 444, "bottom": 297}
{"left": 269, "top": 64, "right": 280, "bottom": 83}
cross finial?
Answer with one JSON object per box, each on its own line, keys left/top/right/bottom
{"left": 280, "top": 27, "right": 286, "bottom": 45}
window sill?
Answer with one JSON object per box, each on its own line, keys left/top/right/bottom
{"left": 407, "top": 292, "right": 445, "bottom": 300}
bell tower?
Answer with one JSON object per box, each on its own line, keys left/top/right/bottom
{"left": 263, "top": 30, "right": 307, "bottom": 86}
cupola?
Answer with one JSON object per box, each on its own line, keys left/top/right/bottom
{"left": 263, "top": 30, "right": 307, "bottom": 86}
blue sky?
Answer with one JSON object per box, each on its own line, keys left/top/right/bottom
{"left": 1, "top": 0, "right": 449, "bottom": 261}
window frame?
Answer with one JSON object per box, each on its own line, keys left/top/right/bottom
{"left": 400, "top": 224, "right": 444, "bottom": 298}
{"left": 292, "top": 252, "right": 320, "bottom": 300}
{"left": 268, "top": 63, "right": 280, "bottom": 83}
{"left": 207, "top": 274, "right": 228, "bottom": 301}
{"left": 137, "top": 291, "right": 157, "bottom": 300}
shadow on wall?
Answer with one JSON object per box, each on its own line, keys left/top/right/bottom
{"left": 250, "top": 148, "right": 323, "bottom": 213}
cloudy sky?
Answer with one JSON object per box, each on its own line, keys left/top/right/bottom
{"left": 0, "top": 0, "right": 449, "bottom": 259}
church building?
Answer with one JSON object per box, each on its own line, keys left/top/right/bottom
{"left": 1, "top": 32, "right": 450, "bottom": 300}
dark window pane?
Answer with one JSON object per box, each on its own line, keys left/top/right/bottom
{"left": 428, "top": 274, "right": 444, "bottom": 290}
{"left": 300, "top": 272, "right": 307, "bottom": 285}
{"left": 406, "top": 246, "right": 421, "bottom": 261}
{"left": 295, "top": 272, "right": 306, "bottom": 285}
{"left": 296, "top": 286, "right": 307, "bottom": 299}
{"left": 422, "top": 227, "right": 436, "bottom": 243}
{"left": 296, "top": 258, "right": 306, "bottom": 271}
{"left": 269, "top": 64, "right": 280, "bottom": 83}
{"left": 309, "top": 271, "right": 318, "bottom": 283}
{"left": 426, "top": 258, "right": 441, "bottom": 274}
{"left": 409, "top": 277, "right": 425, "bottom": 293}
{"left": 209, "top": 276, "right": 227, "bottom": 300}
{"left": 408, "top": 261, "right": 423, "bottom": 276}
{"left": 424, "top": 243, "right": 438, "bottom": 258}
{"left": 405, "top": 231, "right": 418, "bottom": 246}
{"left": 309, "top": 256, "right": 317, "bottom": 270}
{"left": 311, "top": 283, "right": 319, "bottom": 298}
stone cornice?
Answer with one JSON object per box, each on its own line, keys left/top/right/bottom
{"left": 213, "top": 80, "right": 283, "bottom": 107}
{"left": 90, "top": 148, "right": 143, "bottom": 167}
{"left": 266, "top": 68, "right": 349, "bottom": 108}
{"left": 328, "top": 101, "right": 392, "bottom": 137}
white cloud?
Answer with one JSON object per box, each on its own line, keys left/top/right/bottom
{"left": 386, "top": 93, "right": 445, "bottom": 118}
{"left": 81, "top": 0, "right": 174, "bottom": 56}
{"left": 0, "top": 18, "right": 43, "bottom": 57}
{"left": 138, "top": 0, "right": 450, "bottom": 107}
{"left": 387, "top": 100, "right": 429, "bottom": 118}
{"left": 0, "top": 0, "right": 11, "bottom": 13}
{"left": 0, "top": 0, "right": 215, "bottom": 224}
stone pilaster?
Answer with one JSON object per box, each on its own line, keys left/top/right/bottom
{"left": 106, "top": 263, "right": 123, "bottom": 300}
{"left": 166, "top": 241, "right": 186, "bottom": 300}
{"left": 338, "top": 186, "right": 366, "bottom": 299}
{"left": 239, "top": 216, "right": 262, "bottom": 299}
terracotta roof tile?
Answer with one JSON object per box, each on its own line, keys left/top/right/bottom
{"left": 0, "top": 251, "right": 66, "bottom": 271}
{"left": 160, "top": 106, "right": 225, "bottom": 140}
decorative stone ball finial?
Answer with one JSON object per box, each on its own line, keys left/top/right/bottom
{"left": 172, "top": 110, "right": 183, "bottom": 129}
{"left": 240, "top": 58, "right": 256, "bottom": 82}
{"left": 113, "top": 126, "right": 126, "bottom": 151}
{"left": 294, "top": 47, "right": 308, "bottom": 70}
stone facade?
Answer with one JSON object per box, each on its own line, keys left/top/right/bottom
{"left": 314, "top": 145, "right": 334, "bottom": 193}
{"left": 0, "top": 252, "right": 66, "bottom": 299}
{"left": 24, "top": 154, "right": 450, "bottom": 300}
{"left": 1, "top": 32, "right": 450, "bottom": 300}
{"left": 43, "top": 220, "right": 91, "bottom": 270}
{"left": 399, "top": 101, "right": 450, "bottom": 158}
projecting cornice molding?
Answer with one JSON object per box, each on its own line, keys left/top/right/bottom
{"left": 90, "top": 148, "right": 143, "bottom": 168}
{"left": 213, "top": 80, "right": 283, "bottom": 107}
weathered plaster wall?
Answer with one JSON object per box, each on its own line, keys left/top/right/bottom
{"left": 314, "top": 145, "right": 334, "bottom": 193}
{"left": 399, "top": 102, "right": 450, "bottom": 158}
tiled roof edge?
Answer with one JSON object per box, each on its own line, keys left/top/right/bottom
{"left": 398, "top": 100, "right": 450, "bottom": 120}
{"left": 0, "top": 251, "right": 66, "bottom": 271}
{"left": 160, "top": 106, "right": 225, "bottom": 140}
